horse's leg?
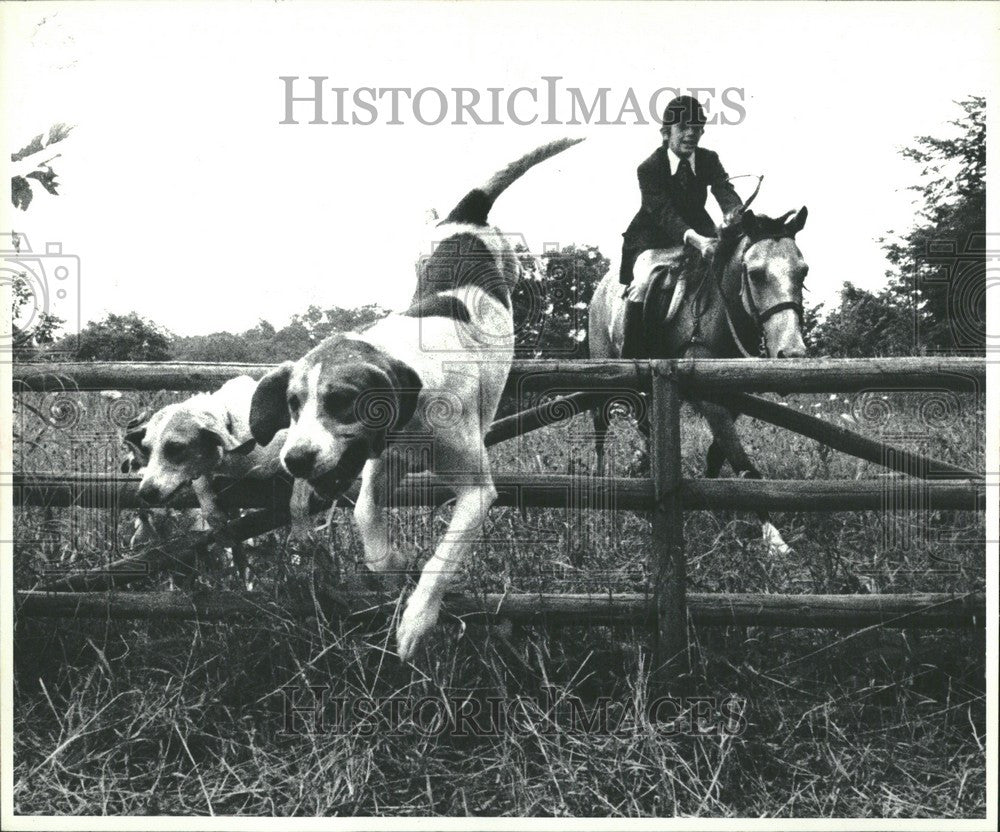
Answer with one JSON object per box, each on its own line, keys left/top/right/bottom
{"left": 587, "top": 274, "right": 618, "bottom": 478}
{"left": 593, "top": 407, "right": 609, "bottom": 477}
{"left": 631, "top": 399, "right": 651, "bottom": 475}
{"left": 591, "top": 392, "right": 650, "bottom": 476}
{"left": 705, "top": 439, "right": 726, "bottom": 478}
{"left": 697, "top": 401, "right": 792, "bottom": 557}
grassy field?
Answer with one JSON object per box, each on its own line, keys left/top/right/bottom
{"left": 11, "top": 388, "right": 986, "bottom": 817}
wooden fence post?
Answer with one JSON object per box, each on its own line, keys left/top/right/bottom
{"left": 650, "top": 362, "right": 689, "bottom": 687}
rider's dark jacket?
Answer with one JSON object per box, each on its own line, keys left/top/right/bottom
{"left": 620, "top": 144, "right": 742, "bottom": 284}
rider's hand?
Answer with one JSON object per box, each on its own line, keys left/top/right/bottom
{"left": 684, "top": 229, "right": 717, "bottom": 258}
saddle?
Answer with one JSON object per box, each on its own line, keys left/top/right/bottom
{"left": 640, "top": 248, "right": 704, "bottom": 352}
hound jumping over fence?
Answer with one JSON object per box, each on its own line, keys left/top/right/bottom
{"left": 249, "top": 138, "right": 584, "bottom": 660}
{"left": 123, "top": 375, "right": 311, "bottom": 585}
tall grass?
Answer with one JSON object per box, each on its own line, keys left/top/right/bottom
{"left": 12, "top": 390, "right": 986, "bottom": 816}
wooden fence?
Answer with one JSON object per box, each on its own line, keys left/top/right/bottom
{"left": 12, "top": 358, "right": 986, "bottom": 685}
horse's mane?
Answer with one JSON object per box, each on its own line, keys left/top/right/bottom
{"left": 717, "top": 214, "right": 745, "bottom": 245}
{"left": 717, "top": 208, "right": 796, "bottom": 243}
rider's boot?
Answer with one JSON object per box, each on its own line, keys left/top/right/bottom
{"left": 621, "top": 300, "right": 646, "bottom": 359}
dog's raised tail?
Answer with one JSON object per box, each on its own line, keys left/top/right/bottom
{"left": 444, "top": 137, "right": 584, "bottom": 226}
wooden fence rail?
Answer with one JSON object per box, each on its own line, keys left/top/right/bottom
{"left": 11, "top": 358, "right": 988, "bottom": 688}
{"left": 16, "top": 590, "right": 985, "bottom": 629}
{"left": 13, "top": 357, "right": 985, "bottom": 394}
{"left": 712, "top": 392, "right": 982, "bottom": 480}
{"left": 13, "top": 473, "right": 985, "bottom": 513}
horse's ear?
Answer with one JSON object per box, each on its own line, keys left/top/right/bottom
{"left": 742, "top": 210, "right": 758, "bottom": 235}
{"left": 785, "top": 206, "right": 808, "bottom": 235}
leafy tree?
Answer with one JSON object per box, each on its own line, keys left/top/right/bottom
{"left": 881, "top": 96, "right": 985, "bottom": 353}
{"left": 267, "top": 319, "right": 314, "bottom": 361}
{"left": 8, "top": 126, "right": 71, "bottom": 359}
{"left": 170, "top": 331, "right": 259, "bottom": 363}
{"left": 288, "top": 303, "right": 390, "bottom": 343}
{"left": 9, "top": 271, "right": 65, "bottom": 359}
{"left": 809, "top": 97, "right": 985, "bottom": 357}
{"left": 513, "top": 243, "right": 610, "bottom": 359}
{"left": 11, "top": 124, "right": 73, "bottom": 211}
{"left": 171, "top": 305, "right": 390, "bottom": 362}
{"left": 808, "top": 283, "right": 913, "bottom": 357}
{"left": 65, "top": 312, "right": 173, "bottom": 361}
{"left": 801, "top": 301, "right": 823, "bottom": 351}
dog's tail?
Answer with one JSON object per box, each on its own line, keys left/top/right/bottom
{"left": 444, "top": 137, "right": 584, "bottom": 226}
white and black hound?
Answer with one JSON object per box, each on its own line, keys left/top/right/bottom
{"left": 249, "top": 138, "right": 582, "bottom": 659}
{"left": 124, "top": 376, "right": 311, "bottom": 584}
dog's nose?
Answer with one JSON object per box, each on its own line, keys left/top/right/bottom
{"left": 138, "top": 481, "right": 161, "bottom": 504}
{"left": 283, "top": 447, "right": 318, "bottom": 478}
{"left": 777, "top": 347, "right": 806, "bottom": 359}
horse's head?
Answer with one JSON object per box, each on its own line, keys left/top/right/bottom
{"left": 729, "top": 207, "right": 809, "bottom": 358}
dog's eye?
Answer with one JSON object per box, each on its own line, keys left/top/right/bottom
{"left": 163, "top": 440, "right": 185, "bottom": 461}
{"left": 323, "top": 389, "right": 355, "bottom": 421}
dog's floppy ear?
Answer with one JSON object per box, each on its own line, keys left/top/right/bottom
{"left": 386, "top": 356, "right": 422, "bottom": 432}
{"left": 121, "top": 442, "right": 146, "bottom": 472}
{"left": 198, "top": 428, "right": 241, "bottom": 454}
{"left": 250, "top": 362, "right": 294, "bottom": 446}
{"left": 123, "top": 410, "right": 150, "bottom": 449}
{"left": 126, "top": 411, "right": 150, "bottom": 429}
{"left": 122, "top": 413, "right": 149, "bottom": 472}
{"left": 357, "top": 356, "right": 423, "bottom": 458}
{"left": 784, "top": 206, "right": 808, "bottom": 235}
{"left": 124, "top": 424, "right": 146, "bottom": 449}
{"left": 195, "top": 412, "right": 244, "bottom": 453}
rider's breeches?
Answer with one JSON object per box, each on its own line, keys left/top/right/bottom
{"left": 625, "top": 247, "right": 685, "bottom": 303}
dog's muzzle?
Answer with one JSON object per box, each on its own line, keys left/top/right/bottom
{"left": 137, "top": 479, "right": 187, "bottom": 506}
{"left": 307, "top": 437, "right": 372, "bottom": 500}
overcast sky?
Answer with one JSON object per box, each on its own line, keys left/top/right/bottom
{"left": 1, "top": 1, "right": 996, "bottom": 337}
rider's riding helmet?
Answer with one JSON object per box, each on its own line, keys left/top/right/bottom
{"left": 661, "top": 95, "right": 707, "bottom": 128}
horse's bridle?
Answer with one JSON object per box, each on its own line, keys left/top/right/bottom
{"left": 739, "top": 262, "right": 805, "bottom": 327}
{"left": 721, "top": 238, "right": 804, "bottom": 358}
{"left": 713, "top": 177, "right": 801, "bottom": 357}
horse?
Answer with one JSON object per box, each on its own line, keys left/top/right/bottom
{"left": 587, "top": 207, "right": 810, "bottom": 556}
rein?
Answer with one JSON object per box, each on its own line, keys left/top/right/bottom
{"left": 718, "top": 236, "right": 804, "bottom": 359}
{"left": 715, "top": 174, "right": 768, "bottom": 357}
{"left": 675, "top": 178, "right": 804, "bottom": 359}
{"left": 722, "top": 290, "right": 760, "bottom": 358}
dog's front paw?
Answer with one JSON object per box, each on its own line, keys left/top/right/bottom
{"left": 396, "top": 593, "right": 441, "bottom": 661}
{"left": 762, "top": 522, "right": 793, "bottom": 558}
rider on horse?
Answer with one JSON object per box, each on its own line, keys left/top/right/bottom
{"left": 619, "top": 95, "right": 743, "bottom": 359}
